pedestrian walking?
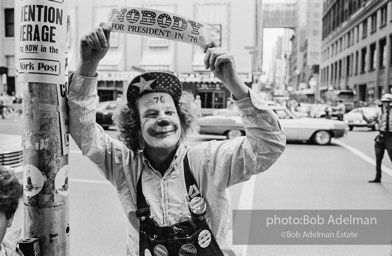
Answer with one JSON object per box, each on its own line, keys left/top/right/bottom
{"left": 0, "top": 166, "right": 24, "bottom": 256}
{"left": 361, "top": 93, "right": 392, "bottom": 183}
{"left": 67, "top": 23, "right": 286, "bottom": 255}
{"left": 332, "top": 100, "right": 346, "bottom": 120}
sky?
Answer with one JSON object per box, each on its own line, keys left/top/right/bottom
{"left": 263, "top": 28, "right": 285, "bottom": 75}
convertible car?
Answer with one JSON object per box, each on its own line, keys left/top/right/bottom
{"left": 196, "top": 105, "right": 348, "bottom": 145}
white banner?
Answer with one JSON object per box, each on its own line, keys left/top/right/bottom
{"left": 17, "top": 0, "right": 68, "bottom": 84}
{"left": 108, "top": 7, "right": 213, "bottom": 47}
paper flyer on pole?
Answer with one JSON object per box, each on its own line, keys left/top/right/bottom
{"left": 108, "top": 7, "right": 213, "bottom": 47}
{"left": 17, "top": 0, "right": 68, "bottom": 84}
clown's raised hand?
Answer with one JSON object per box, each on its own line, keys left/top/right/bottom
{"left": 78, "top": 23, "right": 110, "bottom": 77}
{"left": 204, "top": 46, "right": 249, "bottom": 100}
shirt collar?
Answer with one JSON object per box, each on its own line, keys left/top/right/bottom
{"left": 138, "top": 143, "right": 188, "bottom": 177}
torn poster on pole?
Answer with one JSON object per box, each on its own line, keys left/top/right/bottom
{"left": 108, "top": 7, "right": 213, "bottom": 47}
{"left": 17, "top": 1, "right": 68, "bottom": 85}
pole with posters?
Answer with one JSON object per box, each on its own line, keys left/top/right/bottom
{"left": 16, "top": 0, "right": 70, "bottom": 255}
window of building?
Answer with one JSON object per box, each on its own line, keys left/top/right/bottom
{"left": 390, "top": 36, "right": 392, "bottom": 66}
{"left": 340, "top": 38, "right": 343, "bottom": 52}
{"left": 379, "top": 38, "right": 386, "bottom": 69}
{"left": 355, "top": 51, "right": 359, "bottom": 74}
{"left": 4, "top": 9, "right": 14, "bottom": 37}
{"left": 338, "top": 59, "right": 342, "bottom": 79}
{"left": 347, "top": 31, "right": 351, "bottom": 48}
{"left": 380, "top": 5, "right": 387, "bottom": 27}
{"left": 352, "top": 29, "right": 355, "bottom": 45}
{"left": 362, "top": 19, "right": 368, "bottom": 38}
{"left": 369, "top": 43, "right": 376, "bottom": 71}
{"left": 356, "top": 25, "right": 359, "bottom": 42}
{"left": 371, "top": 13, "right": 377, "bottom": 33}
{"left": 346, "top": 55, "right": 350, "bottom": 76}
{"left": 361, "top": 47, "right": 367, "bottom": 73}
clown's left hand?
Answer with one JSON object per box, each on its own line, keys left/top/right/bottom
{"left": 204, "top": 46, "right": 249, "bottom": 100}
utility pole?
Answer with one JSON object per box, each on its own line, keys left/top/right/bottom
{"left": 16, "top": 0, "right": 70, "bottom": 255}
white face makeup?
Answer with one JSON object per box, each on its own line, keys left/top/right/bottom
{"left": 138, "top": 92, "right": 181, "bottom": 152}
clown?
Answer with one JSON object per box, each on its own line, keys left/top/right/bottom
{"left": 68, "top": 23, "right": 286, "bottom": 255}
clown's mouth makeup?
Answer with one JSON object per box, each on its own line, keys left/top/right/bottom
{"left": 148, "top": 127, "right": 177, "bottom": 138}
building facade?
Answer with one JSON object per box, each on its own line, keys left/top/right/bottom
{"left": 0, "top": 0, "right": 16, "bottom": 97}
{"left": 321, "top": 0, "right": 392, "bottom": 104}
{"left": 284, "top": 0, "right": 323, "bottom": 98}
{"left": 2, "top": 0, "right": 259, "bottom": 109}
{"left": 71, "top": 0, "right": 257, "bottom": 108}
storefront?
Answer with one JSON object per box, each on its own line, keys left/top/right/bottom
{"left": 179, "top": 72, "right": 252, "bottom": 109}
{"left": 97, "top": 71, "right": 139, "bottom": 102}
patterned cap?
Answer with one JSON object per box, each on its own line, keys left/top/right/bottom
{"left": 127, "top": 72, "right": 182, "bottom": 103}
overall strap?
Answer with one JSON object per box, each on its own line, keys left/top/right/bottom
{"left": 183, "top": 153, "right": 201, "bottom": 199}
{"left": 136, "top": 171, "right": 150, "bottom": 218}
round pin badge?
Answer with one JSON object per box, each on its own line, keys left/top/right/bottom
{"left": 178, "top": 244, "right": 197, "bottom": 256}
{"left": 198, "top": 230, "right": 211, "bottom": 248}
{"left": 153, "top": 244, "right": 168, "bottom": 256}
{"left": 189, "top": 196, "right": 206, "bottom": 215}
{"left": 144, "top": 249, "right": 152, "bottom": 256}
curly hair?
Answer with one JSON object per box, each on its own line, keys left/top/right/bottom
{"left": 0, "top": 166, "right": 23, "bottom": 220}
{"left": 115, "top": 91, "right": 198, "bottom": 152}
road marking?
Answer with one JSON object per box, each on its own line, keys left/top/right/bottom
{"left": 333, "top": 139, "right": 392, "bottom": 177}
{"left": 235, "top": 175, "right": 256, "bottom": 256}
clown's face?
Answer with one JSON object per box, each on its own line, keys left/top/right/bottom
{"left": 138, "top": 92, "right": 181, "bottom": 152}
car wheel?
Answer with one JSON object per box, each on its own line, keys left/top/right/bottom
{"left": 349, "top": 125, "right": 353, "bottom": 131}
{"left": 225, "top": 129, "right": 243, "bottom": 139}
{"left": 312, "top": 130, "right": 332, "bottom": 145}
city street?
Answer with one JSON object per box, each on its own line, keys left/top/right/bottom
{"left": 1, "top": 116, "right": 392, "bottom": 256}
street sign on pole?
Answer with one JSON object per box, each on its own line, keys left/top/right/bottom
{"left": 16, "top": 0, "right": 70, "bottom": 255}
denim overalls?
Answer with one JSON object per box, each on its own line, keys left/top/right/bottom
{"left": 136, "top": 154, "right": 224, "bottom": 256}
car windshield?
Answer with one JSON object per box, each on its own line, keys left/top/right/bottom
{"left": 351, "top": 107, "right": 378, "bottom": 115}
{"left": 273, "top": 109, "right": 295, "bottom": 119}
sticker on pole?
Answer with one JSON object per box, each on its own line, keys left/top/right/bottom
{"left": 55, "top": 165, "right": 69, "bottom": 196}
{"left": 108, "top": 7, "right": 213, "bottom": 47}
{"left": 23, "top": 164, "right": 45, "bottom": 197}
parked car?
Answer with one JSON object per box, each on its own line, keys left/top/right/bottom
{"left": 196, "top": 105, "right": 348, "bottom": 145}
{"left": 96, "top": 101, "right": 119, "bottom": 129}
{"left": 343, "top": 107, "right": 379, "bottom": 131}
